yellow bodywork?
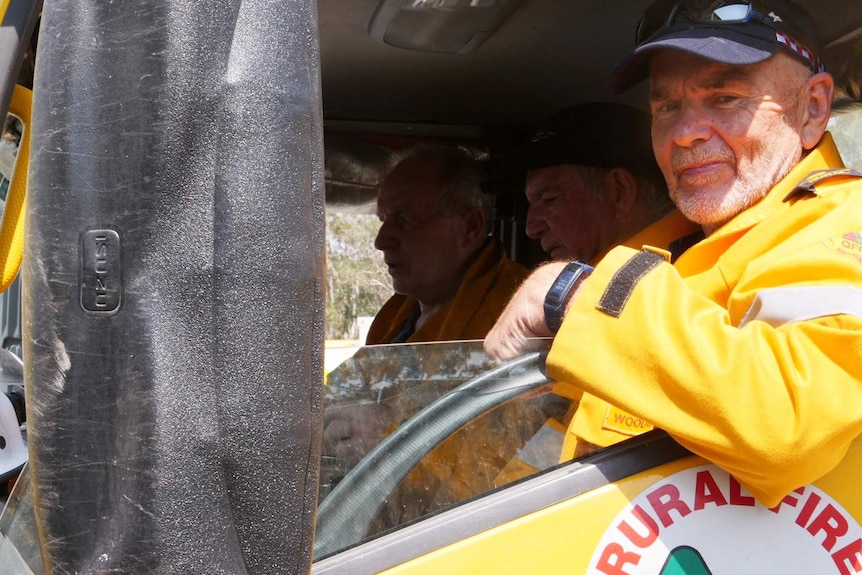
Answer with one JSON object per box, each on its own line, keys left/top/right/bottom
{"left": 0, "top": 85, "right": 30, "bottom": 293}
{"left": 375, "top": 435, "right": 862, "bottom": 574}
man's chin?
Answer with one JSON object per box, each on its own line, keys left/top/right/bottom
{"left": 683, "top": 179, "right": 769, "bottom": 219}
{"left": 390, "top": 278, "right": 414, "bottom": 297}
{"left": 672, "top": 185, "right": 735, "bottom": 226}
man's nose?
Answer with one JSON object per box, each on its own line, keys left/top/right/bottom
{"left": 525, "top": 204, "right": 547, "bottom": 239}
{"left": 374, "top": 220, "right": 397, "bottom": 251}
{"left": 668, "top": 104, "right": 713, "bottom": 148}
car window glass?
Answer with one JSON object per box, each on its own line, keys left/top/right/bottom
{"left": 318, "top": 339, "right": 573, "bottom": 555}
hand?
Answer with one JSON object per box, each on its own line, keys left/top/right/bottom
{"left": 323, "top": 402, "right": 392, "bottom": 468}
{"left": 484, "top": 261, "right": 570, "bottom": 362}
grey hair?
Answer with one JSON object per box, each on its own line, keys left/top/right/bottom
{"left": 578, "top": 164, "right": 674, "bottom": 220}
{"left": 637, "top": 176, "right": 676, "bottom": 219}
{"left": 389, "top": 144, "right": 496, "bottom": 236}
{"left": 574, "top": 165, "right": 610, "bottom": 199}
{"left": 636, "top": 175, "right": 676, "bottom": 220}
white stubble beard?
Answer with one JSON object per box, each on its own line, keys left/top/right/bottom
{"left": 669, "top": 125, "right": 803, "bottom": 234}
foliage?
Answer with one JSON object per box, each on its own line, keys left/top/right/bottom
{"left": 325, "top": 212, "right": 392, "bottom": 340}
{"left": 830, "top": 109, "right": 862, "bottom": 171}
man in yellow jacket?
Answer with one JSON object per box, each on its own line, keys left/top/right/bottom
{"left": 494, "top": 103, "right": 689, "bottom": 480}
{"left": 486, "top": 0, "right": 862, "bottom": 509}
{"left": 520, "top": 102, "right": 701, "bottom": 463}
{"left": 367, "top": 144, "right": 528, "bottom": 344}
{"left": 327, "top": 145, "right": 539, "bottom": 531}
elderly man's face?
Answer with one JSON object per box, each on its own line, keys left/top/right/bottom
{"left": 649, "top": 51, "right": 810, "bottom": 233}
{"left": 525, "top": 164, "right": 619, "bottom": 262}
{"left": 374, "top": 158, "right": 476, "bottom": 306}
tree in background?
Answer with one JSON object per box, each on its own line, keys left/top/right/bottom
{"left": 326, "top": 212, "right": 392, "bottom": 340}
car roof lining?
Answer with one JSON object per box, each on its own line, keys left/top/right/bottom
{"left": 319, "top": 0, "right": 862, "bottom": 210}
{"left": 318, "top": 0, "right": 862, "bottom": 127}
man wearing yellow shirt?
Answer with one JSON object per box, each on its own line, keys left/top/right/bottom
{"left": 519, "top": 102, "right": 695, "bottom": 462}
{"left": 367, "top": 144, "right": 528, "bottom": 344}
{"left": 487, "top": 0, "right": 862, "bottom": 509}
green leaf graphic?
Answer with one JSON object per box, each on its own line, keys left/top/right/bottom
{"left": 658, "top": 546, "right": 713, "bottom": 575}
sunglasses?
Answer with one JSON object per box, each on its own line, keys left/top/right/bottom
{"left": 635, "top": 0, "right": 824, "bottom": 72}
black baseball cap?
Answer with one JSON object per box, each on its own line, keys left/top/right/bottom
{"left": 611, "top": 0, "right": 825, "bottom": 94}
{"left": 519, "top": 102, "right": 663, "bottom": 185}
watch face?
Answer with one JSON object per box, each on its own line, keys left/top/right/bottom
{"left": 548, "top": 271, "right": 576, "bottom": 306}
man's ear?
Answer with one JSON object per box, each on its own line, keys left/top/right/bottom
{"left": 800, "top": 72, "right": 835, "bottom": 150}
{"left": 462, "top": 207, "right": 486, "bottom": 247}
{"left": 605, "top": 168, "right": 638, "bottom": 220}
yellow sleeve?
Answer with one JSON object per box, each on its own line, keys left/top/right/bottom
{"left": 547, "top": 244, "right": 862, "bottom": 508}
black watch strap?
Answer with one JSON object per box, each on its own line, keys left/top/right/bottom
{"left": 543, "top": 261, "right": 594, "bottom": 333}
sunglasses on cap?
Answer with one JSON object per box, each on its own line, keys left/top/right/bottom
{"left": 635, "top": 0, "right": 825, "bottom": 73}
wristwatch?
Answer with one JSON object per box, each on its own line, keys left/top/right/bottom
{"left": 543, "top": 261, "right": 594, "bottom": 333}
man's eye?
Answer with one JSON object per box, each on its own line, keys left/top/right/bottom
{"left": 543, "top": 195, "right": 559, "bottom": 207}
{"left": 715, "top": 94, "right": 739, "bottom": 106}
{"left": 653, "top": 101, "right": 679, "bottom": 116}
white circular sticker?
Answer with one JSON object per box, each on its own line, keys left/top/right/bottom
{"left": 587, "top": 465, "right": 862, "bottom": 574}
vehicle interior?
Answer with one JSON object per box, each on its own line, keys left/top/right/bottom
{"left": 321, "top": 0, "right": 862, "bottom": 250}
{"left": 1, "top": 1, "right": 862, "bottom": 575}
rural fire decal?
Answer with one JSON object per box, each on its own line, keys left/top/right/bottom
{"left": 587, "top": 465, "right": 862, "bottom": 574}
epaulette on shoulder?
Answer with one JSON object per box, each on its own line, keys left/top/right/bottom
{"left": 794, "top": 168, "right": 862, "bottom": 194}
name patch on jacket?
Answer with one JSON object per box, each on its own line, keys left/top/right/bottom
{"left": 602, "top": 406, "right": 654, "bottom": 436}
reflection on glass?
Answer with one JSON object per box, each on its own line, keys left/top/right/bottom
{"left": 318, "top": 340, "right": 571, "bottom": 556}
{"left": 0, "top": 342, "right": 572, "bottom": 567}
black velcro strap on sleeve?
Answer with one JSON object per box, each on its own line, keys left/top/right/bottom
{"left": 597, "top": 250, "right": 665, "bottom": 318}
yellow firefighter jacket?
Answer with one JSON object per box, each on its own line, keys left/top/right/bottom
{"left": 557, "top": 209, "right": 702, "bottom": 458}
{"left": 548, "top": 133, "right": 862, "bottom": 508}
{"left": 366, "top": 238, "right": 529, "bottom": 344}
{"left": 496, "top": 210, "right": 702, "bottom": 483}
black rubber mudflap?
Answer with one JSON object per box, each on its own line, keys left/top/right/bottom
{"left": 24, "top": 1, "right": 324, "bottom": 574}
